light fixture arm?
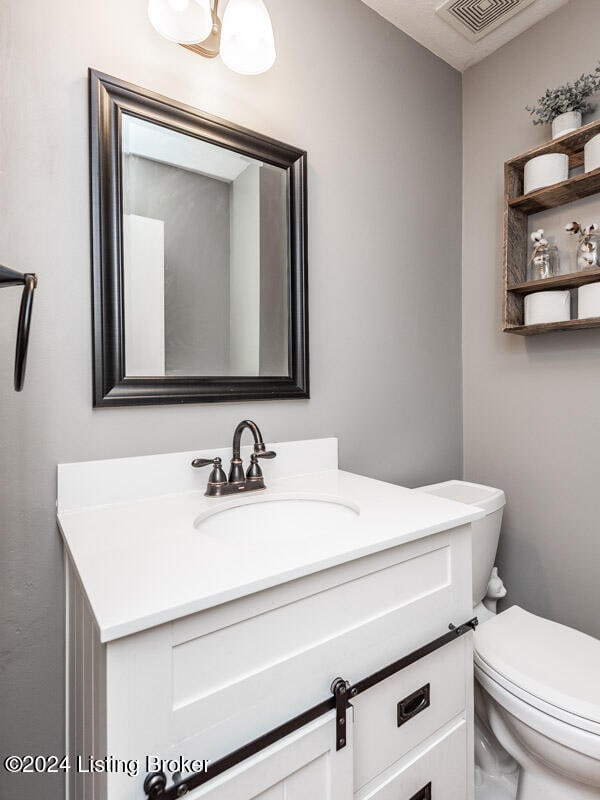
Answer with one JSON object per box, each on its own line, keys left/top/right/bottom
{"left": 181, "top": 0, "right": 222, "bottom": 59}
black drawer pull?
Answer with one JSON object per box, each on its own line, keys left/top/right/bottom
{"left": 409, "top": 782, "right": 432, "bottom": 800}
{"left": 397, "top": 683, "right": 430, "bottom": 727}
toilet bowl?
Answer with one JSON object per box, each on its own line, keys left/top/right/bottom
{"left": 475, "top": 606, "right": 600, "bottom": 800}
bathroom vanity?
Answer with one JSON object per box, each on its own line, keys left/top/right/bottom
{"left": 58, "top": 438, "right": 483, "bottom": 800}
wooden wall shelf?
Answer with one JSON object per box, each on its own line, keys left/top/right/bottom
{"left": 506, "top": 317, "right": 600, "bottom": 336}
{"left": 509, "top": 167, "right": 600, "bottom": 214}
{"left": 503, "top": 118, "right": 600, "bottom": 335}
{"left": 508, "top": 267, "right": 600, "bottom": 295}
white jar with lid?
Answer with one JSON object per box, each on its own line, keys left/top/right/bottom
{"left": 524, "top": 290, "right": 570, "bottom": 325}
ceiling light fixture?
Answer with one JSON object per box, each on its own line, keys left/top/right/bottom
{"left": 148, "top": 0, "right": 276, "bottom": 76}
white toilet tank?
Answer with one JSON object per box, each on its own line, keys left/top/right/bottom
{"left": 415, "top": 480, "right": 505, "bottom": 607}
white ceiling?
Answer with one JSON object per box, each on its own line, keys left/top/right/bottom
{"left": 122, "top": 116, "right": 256, "bottom": 182}
{"left": 361, "top": 0, "right": 570, "bottom": 71}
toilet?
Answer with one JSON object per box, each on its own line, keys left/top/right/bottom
{"left": 475, "top": 606, "right": 600, "bottom": 800}
{"left": 417, "top": 479, "right": 600, "bottom": 800}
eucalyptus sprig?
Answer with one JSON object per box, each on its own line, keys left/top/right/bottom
{"left": 526, "top": 64, "right": 600, "bottom": 125}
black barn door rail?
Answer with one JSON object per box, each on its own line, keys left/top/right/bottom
{"left": 144, "top": 618, "right": 478, "bottom": 799}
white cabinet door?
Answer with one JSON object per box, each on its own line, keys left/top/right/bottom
{"left": 186, "top": 711, "right": 353, "bottom": 800}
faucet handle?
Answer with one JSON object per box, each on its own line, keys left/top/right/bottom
{"left": 253, "top": 443, "right": 277, "bottom": 459}
{"left": 191, "top": 456, "right": 227, "bottom": 485}
{"left": 192, "top": 457, "right": 216, "bottom": 468}
{"left": 246, "top": 449, "right": 276, "bottom": 480}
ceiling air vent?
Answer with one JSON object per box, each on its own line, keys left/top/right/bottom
{"left": 436, "top": 0, "right": 538, "bottom": 42}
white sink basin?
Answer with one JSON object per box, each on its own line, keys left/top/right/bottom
{"left": 194, "top": 493, "right": 360, "bottom": 545}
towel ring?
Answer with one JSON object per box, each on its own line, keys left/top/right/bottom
{"left": 0, "top": 265, "right": 38, "bottom": 391}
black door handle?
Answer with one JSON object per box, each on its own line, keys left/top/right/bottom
{"left": 397, "top": 683, "right": 430, "bottom": 727}
{"left": 409, "top": 783, "right": 432, "bottom": 800}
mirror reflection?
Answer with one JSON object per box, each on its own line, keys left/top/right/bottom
{"left": 121, "top": 114, "right": 289, "bottom": 378}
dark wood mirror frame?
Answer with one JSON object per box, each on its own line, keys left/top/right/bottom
{"left": 90, "top": 70, "right": 309, "bottom": 407}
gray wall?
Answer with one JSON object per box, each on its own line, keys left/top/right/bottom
{"left": 124, "top": 155, "right": 231, "bottom": 375}
{"left": 463, "top": 0, "right": 600, "bottom": 638}
{"left": 260, "top": 164, "right": 288, "bottom": 375}
{"left": 0, "top": 1, "right": 462, "bottom": 797}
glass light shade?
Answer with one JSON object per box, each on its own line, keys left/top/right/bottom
{"left": 148, "top": 0, "right": 213, "bottom": 44}
{"left": 220, "top": 0, "right": 276, "bottom": 76}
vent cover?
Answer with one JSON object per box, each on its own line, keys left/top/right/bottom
{"left": 436, "top": 0, "right": 538, "bottom": 42}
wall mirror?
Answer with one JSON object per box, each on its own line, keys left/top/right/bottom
{"left": 90, "top": 71, "right": 308, "bottom": 406}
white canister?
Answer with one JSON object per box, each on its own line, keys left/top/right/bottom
{"left": 552, "top": 111, "right": 582, "bottom": 139}
{"left": 578, "top": 282, "right": 600, "bottom": 318}
{"left": 524, "top": 290, "right": 571, "bottom": 325}
{"left": 524, "top": 153, "right": 569, "bottom": 194}
{"left": 584, "top": 132, "right": 600, "bottom": 173}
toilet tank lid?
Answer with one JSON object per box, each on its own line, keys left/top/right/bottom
{"left": 415, "top": 480, "right": 505, "bottom": 515}
{"left": 475, "top": 606, "right": 600, "bottom": 729}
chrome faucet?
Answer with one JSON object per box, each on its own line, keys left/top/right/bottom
{"left": 192, "top": 420, "right": 277, "bottom": 498}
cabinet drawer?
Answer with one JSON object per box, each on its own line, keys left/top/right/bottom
{"left": 355, "top": 717, "right": 467, "bottom": 800}
{"left": 353, "top": 636, "right": 469, "bottom": 790}
{"left": 167, "top": 532, "right": 467, "bottom": 762}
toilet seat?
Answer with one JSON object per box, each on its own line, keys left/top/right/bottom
{"left": 475, "top": 655, "right": 600, "bottom": 738}
{"left": 475, "top": 663, "right": 600, "bottom": 762}
{"left": 474, "top": 606, "right": 600, "bottom": 738}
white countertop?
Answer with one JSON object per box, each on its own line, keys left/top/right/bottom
{"left": 57, "top": 439, "right": 483, "bottom": 642}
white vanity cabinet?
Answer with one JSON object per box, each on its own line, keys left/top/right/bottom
{"left": 178, "top": 713, "right": 354, "bottom": 800}
{"left": 66, "top": 525, "right": 474, "bottom": 800}
{"left": 59, "top": 440, "right": 481, "bottom": 800}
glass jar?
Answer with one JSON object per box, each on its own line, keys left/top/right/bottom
{"left": 577, "top": 235, "right": 600, "bottom": 271}
{"left": 529, "top": 242, "right": 560, "bottom": 281}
